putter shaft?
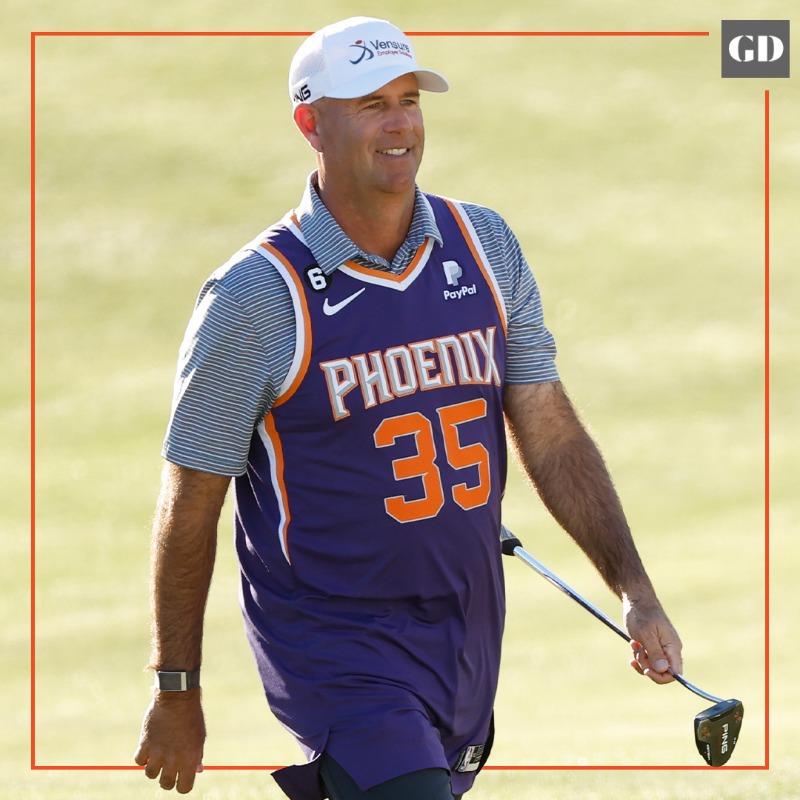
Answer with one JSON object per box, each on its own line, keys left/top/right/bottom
{"left": 499, "top": 525, "right": 724, "bottom": 705}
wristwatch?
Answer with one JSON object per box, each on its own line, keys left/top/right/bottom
{"left": 154, "top": 669, "right": 201, "bottom": 692}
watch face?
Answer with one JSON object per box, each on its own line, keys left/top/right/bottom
{"left": 156, "top": 670, "right": 199, "bottom": 691}
{"left": 159, "top": 672, "right": 185, "bottom": 691}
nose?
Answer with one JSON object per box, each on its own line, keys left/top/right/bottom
{"left": 382, "top": 102, "right": 415, "bottom": 134}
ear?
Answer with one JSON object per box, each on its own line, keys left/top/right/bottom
{"left": 293, "top": 103, "right": 323, "bottom": 152}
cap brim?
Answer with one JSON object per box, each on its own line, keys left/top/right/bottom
{"left": 415, "top": 69, "right": 450, "bottom": 93}
{"left": 325, "top": 65, "right": 449, "bottom": 100}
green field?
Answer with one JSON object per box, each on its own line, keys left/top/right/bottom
{"left": 6, "top": 0, "right": 798, "bottom": 797}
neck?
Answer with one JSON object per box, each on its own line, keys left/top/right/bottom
{"left": 316, "top": 178, "right": 416, "bottom": 263}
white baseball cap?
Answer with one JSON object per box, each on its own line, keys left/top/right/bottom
{"left": 289, "top": 17, "right": 449, "bottom": 107}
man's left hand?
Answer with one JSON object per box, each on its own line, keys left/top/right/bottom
{"left": 624, "top": 598, "right": 683, "bottom": 684}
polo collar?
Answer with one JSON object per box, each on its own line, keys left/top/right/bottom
{"left": 294, "top": 172, "right": 444, "bottom": 275}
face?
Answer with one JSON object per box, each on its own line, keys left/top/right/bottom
{"left": 304, "top": 73, "right": 425, "bottom": 203}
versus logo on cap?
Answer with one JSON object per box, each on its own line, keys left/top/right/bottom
{"left": 349, "top": 38, "right": 413, "bottom": 65}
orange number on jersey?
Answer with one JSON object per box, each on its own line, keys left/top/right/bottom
{"left": 374, "top": 400, "right": 491, "bottom": 523}
{"left": 373, "top": 412, "right": 445, "bottom": 523}
{"left": 437, "top": 398, "right": 490, "bottom": 510}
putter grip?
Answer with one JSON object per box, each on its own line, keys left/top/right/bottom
{"left": 499, "top": 525, "right": 523, "bottom": 556}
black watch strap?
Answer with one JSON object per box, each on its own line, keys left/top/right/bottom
{"left": 154, "top": 669, "right": 201, "bottom": 691}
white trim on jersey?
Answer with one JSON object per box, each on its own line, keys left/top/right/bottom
{"left": 442, "top": 198, "right": 509, "bottom": 328}
{"left": 255, "top": 417, "right": 292, "bottom": 564}
{"left": 282, "top": 211, "right": 307, "bottom": 244}
{"left": 253, "top": 242, "right": 308, "bottom": 400}
{"left": 337, "top": 237, "right": 435, "bottom": 291}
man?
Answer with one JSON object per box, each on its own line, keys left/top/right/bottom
{"left": 134, "top": 16, "right": 682, "bottom": 800}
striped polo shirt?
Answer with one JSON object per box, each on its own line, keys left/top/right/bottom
{"left": 163, "top": 173, "right": 558, "bottom": 476}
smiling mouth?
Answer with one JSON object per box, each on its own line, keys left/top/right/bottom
{"left": 378, "top": 148, "right": 410, "bottom": 156}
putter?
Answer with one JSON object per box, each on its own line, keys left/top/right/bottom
{"left": 500, "top": 525, "right": 743, "bottom": 767}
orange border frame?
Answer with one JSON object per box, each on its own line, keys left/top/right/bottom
{"left": 30, "top": 28, "right": 770, "bottom": 774}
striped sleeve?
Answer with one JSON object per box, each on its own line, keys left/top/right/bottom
{"left": 162, "top": 250, "right": 295, "bottom": 477}
{"left": 462, "top": 203, "right": 559, "bottom": 384}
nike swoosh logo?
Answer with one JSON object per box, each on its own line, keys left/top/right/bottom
{"left": 322, "top": 288, "right": 366, "bottom": 316}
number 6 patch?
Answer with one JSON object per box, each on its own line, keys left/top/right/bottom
{"left": 303, "top": 264, "right": 332, "bottom": 293}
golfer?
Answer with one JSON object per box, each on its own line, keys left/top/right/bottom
{"left": 134, "top": 16, "right": 683, "bottom": 799}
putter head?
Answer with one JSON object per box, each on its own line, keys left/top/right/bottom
{"left": 694, "top": 698, "right": 744, "bottom": 767}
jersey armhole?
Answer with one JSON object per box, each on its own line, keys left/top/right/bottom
{"left": 253, "top": 242, "right": 312, "bottom": 408}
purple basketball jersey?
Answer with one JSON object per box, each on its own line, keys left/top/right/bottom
{"left": 235, "top": 194, "right": 508, "bottom": 798}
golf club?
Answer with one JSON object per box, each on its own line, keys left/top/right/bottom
{"left": 499, "top": 525, "right": 743, "bottom": 767}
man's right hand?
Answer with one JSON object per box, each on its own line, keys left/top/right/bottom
{"left": 134, "top": 689, "right": 206, "bottom": 794}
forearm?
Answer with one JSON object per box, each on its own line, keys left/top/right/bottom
{"left": 147, "top": 462, "right": 230, "bottom": 671}
{"left": 504, "top": 381, "right": 652, "bottom": 601}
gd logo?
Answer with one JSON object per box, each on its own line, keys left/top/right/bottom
{"left": 721, "top": 20, "right": 790, "bottom": 78}
{"left": 728, "top": 35, "right": 784, "bottom": 63}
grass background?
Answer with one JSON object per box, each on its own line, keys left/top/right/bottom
{"left": 5, "top": 0, "right": 797, "bottom": 797}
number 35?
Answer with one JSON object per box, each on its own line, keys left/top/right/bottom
{"left": 373, "top": 398, "right": 491, "bottom": 523}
